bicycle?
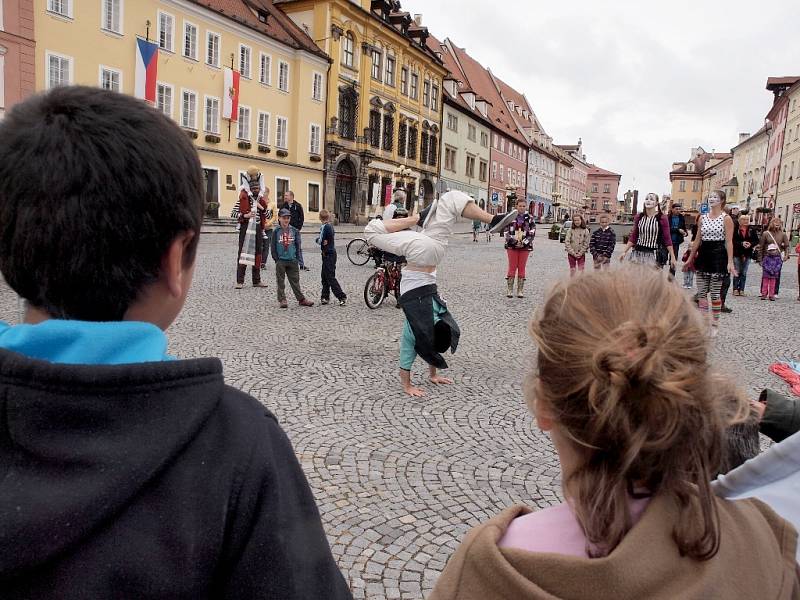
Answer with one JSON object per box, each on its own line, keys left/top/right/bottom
{"left": 346, "top": 237, "right": 372, "bottom": 266}
{"left": 364, "top": 258, "right": 403, "bottom": 309}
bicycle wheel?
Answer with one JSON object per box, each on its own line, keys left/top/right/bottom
{"left": 364, "top": 271, "right": 386, "bottom": 309}
{"left": 347, "top": 238, "right": 371, "bottom": 266}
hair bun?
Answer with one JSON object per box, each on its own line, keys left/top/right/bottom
{"left": 591, "top": 321, "right": 664, "bottom": 394}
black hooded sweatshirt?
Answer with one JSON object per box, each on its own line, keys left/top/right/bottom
{"left": 0, "top": 349, "right": 353, "bottom": 599}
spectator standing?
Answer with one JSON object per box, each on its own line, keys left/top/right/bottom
{"left": 272, "top": 208, "right": 314, "bottom": 308}
{"left": 668, "top": 204, "right": 687, "bottom": 276}
{"left": 619, "top": 193, "right": 676, "bottom": 269}
{"left": 564, "top": 213, "right": 590, "bottom": 275}
{"left": 589, "top": 213, "right": 616, "bottom": 269}
{"left": 0, "top": 86, "right": 351, "bottom": 599}
{"left": 236, "top": 169, "right": 268, "bottom": 289}
{"left": 317, "top": 209, "right": 347, "bottom": 306}
{"left": 732, "top": 214, "right": 759, "bottom": 295}
{"left": 260, "top": 189, "right": 277, "bottom": 269}
{"left": 503, "top": 196, "right": 536, "bottom": 298}
{"left": 429, "top": 268, "right": 799, "bottom": 599}
{"left": 283, "top": 190, "right": 308, "bottom": 270}
{"left": 757, "top": 217, "right": 791, "bottom": 298}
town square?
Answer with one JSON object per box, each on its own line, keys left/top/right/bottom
{"left": 1, "top": 0, "right": 799, "bottom": 598}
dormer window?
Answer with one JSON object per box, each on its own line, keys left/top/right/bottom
{"left": 687, "top": 163, "right": 695, "bottom": 172}
{"left": 257, "top": 10, "right": 268, "bottom": 24}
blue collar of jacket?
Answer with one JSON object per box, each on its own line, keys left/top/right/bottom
{"left": 0, "top": 319, "right": 173, "bottom": 365}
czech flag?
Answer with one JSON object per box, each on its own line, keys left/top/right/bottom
{"left": 223, "top": 67, "right": 240, "bottom": 121}
{"left": 135, "top": 38, "right": 159, "bottom": 102}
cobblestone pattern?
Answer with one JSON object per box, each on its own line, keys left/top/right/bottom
{"left": 1, "top": 232, "right": 797, "bottom": 599}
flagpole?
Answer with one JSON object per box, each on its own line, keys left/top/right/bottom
{"left": 145, "top": 19, "right": 151, "bottom": 43}
{"left": 228, "top": 53, "right": 234, "bottom": 142}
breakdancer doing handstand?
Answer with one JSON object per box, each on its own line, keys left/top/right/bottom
{"left": 365, "top": 190, "right": 517, "bottom": 396}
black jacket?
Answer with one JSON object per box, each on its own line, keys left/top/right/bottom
{"left": 733, "top": 225, "right": 760, "bottom": 259}
{"left": 283, "top": 201, "right": 304, "bottom": 230}
{"left": 759, "top": 388, "right": 800, "bottom": 443}
{"left": 399, "top": 284, "right": 460, "bottom": 369}
{"left": 0, "top": 349, "right": 352, "bottom": 600}
{"left": 668, "top": 213, "right": 687, "bottom": 245}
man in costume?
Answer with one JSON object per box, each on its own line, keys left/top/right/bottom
{"left": 235, "top": 166, "right": 268, "bottom": 289}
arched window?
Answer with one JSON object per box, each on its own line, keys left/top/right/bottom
{"left": 342, "top": 32, "right": 355, "bottom": 68}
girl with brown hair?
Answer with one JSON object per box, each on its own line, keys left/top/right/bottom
{"left": 757, "top": 217, "right": 791, "bottom": 299}
{"left": 564, "top": 213, "right": 590, "bottom": 275}
{"left": 429, "top": 267, "right": 799, "bottom": 600}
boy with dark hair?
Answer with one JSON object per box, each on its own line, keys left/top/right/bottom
{"left": 589, "top": 213, "right": 616, "bottom": 269}
{"left": 272, "top": 208, "right": 314, "bottom": 308}
{"left": 0, "top": 87, "right": 350, "bottom": 599}
{"left": 317, "top": 209, "right": 347, "bottom": 306}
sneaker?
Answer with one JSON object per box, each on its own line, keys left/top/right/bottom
{"left": 774, "top": 294, "right": 780, "bottom": 299}
{"left": 254, "top": 282, "right": 268, "bottom": 288}
{"left": 320, "top": 299, "right": 329, "bottom": 305}
{"left": 235, "top": 283, "right": 243, "bottom": 289}
{"left": 299, "top": 298, "right": 314, "bottom": 307}
{"left": 721, "top": 306, "right": 732, "bottom": 313}
{"left": 338, "top": 298, "right": 347, "bottom": 306}
{"left": 279, "top": 300, "right": 288, "bottom": 308}
{"left": 769, "top": 297, "right": 776, "bottom": 301}
{"left": 488, "top": 210, "right": 518, "bottom": 234}
{"left": 760, "top": 296, "right": 767, "bottom": 300}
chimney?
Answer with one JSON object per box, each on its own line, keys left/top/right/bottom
{"left": 413, "top": 14, "right": 422, "bottom": 26}
{"left": 738, "top": 132, "right": 750, "bottom": 144}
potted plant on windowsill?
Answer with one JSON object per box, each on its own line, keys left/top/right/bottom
{"left": 309, "top": 153, "right": 322, "bottom": 162}
{"left": 205, "top": 134, "right": 221, "bottom": 144}
{"left": 276, "top": 149, "right": 288, "bottom": 158}
{"left": 183, "top": 129, "right": 198, "bottom": 139}
{"left": 237, "top": 141, "right": 252, "bottom": 150}
{"left": 258, "top": 144, "right": 271, "bottom": 154}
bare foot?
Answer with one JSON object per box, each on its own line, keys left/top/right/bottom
{"left": 404, "top": 385, "right": 425, "bottom": 397}
{"left": 429, "top": 375, "right": 453, "bottom": 385}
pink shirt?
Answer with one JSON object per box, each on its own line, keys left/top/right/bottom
{"left": 498, "top": 497, "right": 651, "bottom": 557}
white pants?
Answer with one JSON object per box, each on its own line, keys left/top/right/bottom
{"left": 364, "top": 191, "right": 472, "bottom": 267}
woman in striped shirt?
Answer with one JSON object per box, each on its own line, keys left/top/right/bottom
{"left": 619, "top": 193, "right": 675, "bottom": 269}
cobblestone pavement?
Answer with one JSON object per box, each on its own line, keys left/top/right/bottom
{"left": 1, "top": 230, "right": 797, "bottom": 599}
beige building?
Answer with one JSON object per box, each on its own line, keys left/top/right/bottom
{"left": 729, "top": 128, "right": 768, "bottom": 212}
{"left": 277, "top": 0, "right": 448, "bottom": 222}
{"left": 777, "top": 80, "right": 800, "bottom": 233}
{"left": 669, "top": 148, "right": 731, "bottom": 211}
{"left": 35, "top": 0, "right": 330, "bottom": 220}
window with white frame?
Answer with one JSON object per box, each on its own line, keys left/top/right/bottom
{"left": 101, "top": 0, "right": 122, "bottom": 34}
{"left": 423, "top": 80, "right": 430, "bottom": 107}
{"left": 446, "top": 113, "right": 458, "bottom": 132}
{"left": 410, "top": 73, "right": 418, "bottom": 100}
{"left": 181, "top": 90, "right": 197, "bottom": 129}
{"left": 431, "top": 84, "right": 439, "bottom": 111}
{"left": 308, "top": 183, "right": 320, "bottom": 212}
{"left": 312, "top": 72, "right": 323, "bottom": 101}
{"left": 206, "top": 32, "right": 220, "bottom": 67}
{"left": 257, "top": 111, "right": 270, "bottom": 145}
{"left": 183, "top": 21, "right": 198, "bottom": 60}
{"left": 237, "top": 106, "right": 251, "bottom": 140}
{"left": 309, "top": 123, "right": 321, "bottom": 154}
{"left": 400, "top": 66, "right": 408, "bottom": 95}
{"left": 239, "top": 45, "right": 251, "bottom": 78}
{"left": 99, "top": 66, "right": 121, "bottom": 92}
{"left": 259, "top": 53, "right": 271, "bottom": 85}
{"left": 371, "top": 49, "right": 382, "bottom": 81}
{"left": 278, "top": 61, "right": 289, "bottom": 92}
{"left": 47, "top": 0, "right": 71, "bottom": 18}
{"left": 385, "top": 55, "right": 395, "bottom": 86}
{"left": 480, "top": 131, "right": 488, "bottom": 147}
{"left": 47, "top": 52, "right": 72, "bottom": 88}
{"left": 342, "top": 32, "right": 354, "bottom": 68}
{"left": 157, "top": 11, "right": 174, "bottom": 52}
{"left": 467, "top": 123, "right": 476, "bottom": 142}
{"left": 276, "top": 116, "right": 288, "bottom": 149}
{"left": 492, "top": 161, "right": 497, "bottom": 179}
{"left": 156, "top": 83, "right": 173, "bottom": 118}
{"left": 444, "top": 147, "right": 456, "bottom": 171}
{"left": 204, "top": 96, "right": 219, "bottom": 133}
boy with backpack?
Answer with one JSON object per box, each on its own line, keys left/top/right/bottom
{"left": 0, "top": 86, "right": 350, "bottom": 599}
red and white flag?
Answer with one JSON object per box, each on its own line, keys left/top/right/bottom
{"left": 134, "top": 38, "right": 159, "bottom": 103}
{"left": 223, "top": 67, "right": 240, "bottom": 121}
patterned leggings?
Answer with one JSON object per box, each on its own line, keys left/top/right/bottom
{"left": 695, "top": 271, "right": 723, "bottom": 323}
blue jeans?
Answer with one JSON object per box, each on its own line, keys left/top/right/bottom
{"left": 733, "top": 256, "right": 750, "bottom": 291}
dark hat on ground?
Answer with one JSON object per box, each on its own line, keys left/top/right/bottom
{"left": 278, "top": 208, "right": 291, "bottom": 217}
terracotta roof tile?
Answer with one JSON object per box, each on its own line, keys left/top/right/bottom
{"left": 587, "top": 164, "right": 621, "bottom": 178}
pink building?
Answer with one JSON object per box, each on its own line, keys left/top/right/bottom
{"left": 0, "top": 0, "right": 35, "bottom": 120}
{"left": 763, "top": 77, "right": 800, "bottom": 222}
{"left": 586, "top": 165, "right": 621, "bottom": 222}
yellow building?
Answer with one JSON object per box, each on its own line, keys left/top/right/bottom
{"left": 277, "top": 0, "right": 448, "bottom": 223}
{"left": 35, "top": 0, "right": 330, "bottom": 221}
{"left": 669, "top": 147, "right": 730, "bottom": 211}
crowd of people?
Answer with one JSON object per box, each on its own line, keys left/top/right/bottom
{"left": 0, "top": 87, "right": 799, "bottom": 599}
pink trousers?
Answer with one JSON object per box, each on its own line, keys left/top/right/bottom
{"left": 506, "top": 249, "right": 531, "bottom": 279}
{"left": 567, "top": 254, "right": 585, "bottom": 274}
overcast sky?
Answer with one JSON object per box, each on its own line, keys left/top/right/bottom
{"left": 417, "top": 0, "right": 800, "bottom": 198}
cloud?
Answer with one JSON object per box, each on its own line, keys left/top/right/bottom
{"left": 416, "top": 0, "right": 800, "bottom": 196}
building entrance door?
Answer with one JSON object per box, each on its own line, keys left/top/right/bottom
{"left": 335, "top": 160, "right": 355, "bottom": 223}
